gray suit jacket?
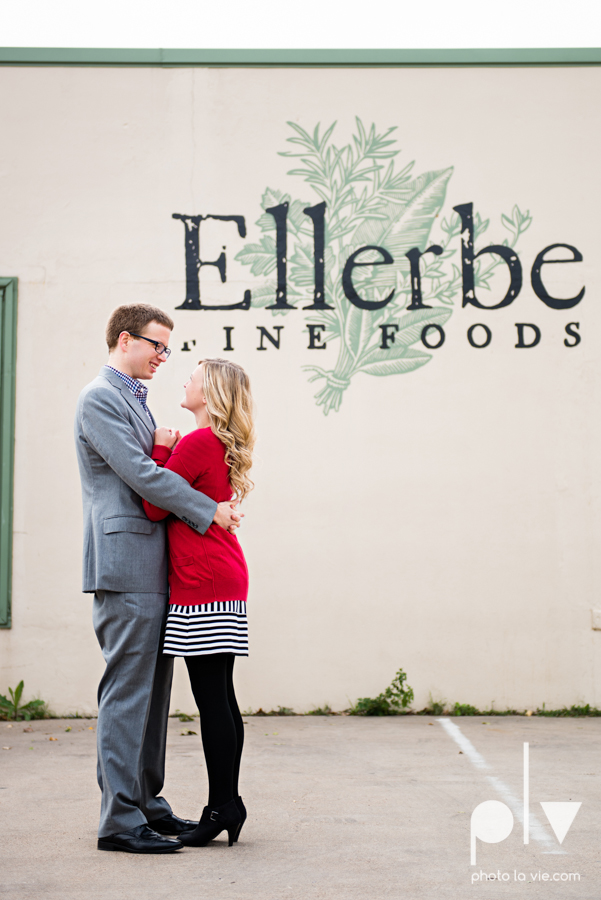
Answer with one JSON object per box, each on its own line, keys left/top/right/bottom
{"left": 74, "top": 366, "right": 218, "bottom": 593}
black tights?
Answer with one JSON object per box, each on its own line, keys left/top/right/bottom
{"left": 185, "top": 653, "right": 244, "bottom": 808}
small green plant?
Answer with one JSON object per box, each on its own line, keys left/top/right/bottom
{"left": 452, "top": 702, "right": 481, "bottom": 716}
{"left": 419, "top": 694, "right": 446, "bottom": 716}
{"left": 536, "top": 704, "right": 601, "bottom": 717}
{"left": 422, "top": 693, "right": 446, "bottom": 715}
{"left": 173, "top": 709, "right": 195, "bottom": 722}
{"left": 447, "top": 703, "right": 524, "bottom": 716}
{"left": 0, "top": 682, "right": 48, "bottom": 721}
{"left": 307, "top": 704, "right": 334, "bottom": 716}
{"left": 268, "top": 706, "right": 296, "bottom": 716}
{"left": 349, "top": 668, "right": 414, "bottom": 716}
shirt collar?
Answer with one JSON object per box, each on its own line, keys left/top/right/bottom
{"left": 106, "top": 366, "right": 149, "bottom": 402}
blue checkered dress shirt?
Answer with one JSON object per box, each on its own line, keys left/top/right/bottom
{"left": 107, "top": 366, "right": 154, "bottom": 422}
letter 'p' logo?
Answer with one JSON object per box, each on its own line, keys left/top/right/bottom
{"left": 470, "top": 801, "right": 514, "bottom": 865}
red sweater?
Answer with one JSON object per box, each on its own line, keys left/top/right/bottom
{"left": 142, "top": 427, "right": 248, "bottom": 606}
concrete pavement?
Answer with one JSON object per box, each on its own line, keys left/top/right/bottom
{"left": 0, "top": 715, "right": 599, "bottom": 899}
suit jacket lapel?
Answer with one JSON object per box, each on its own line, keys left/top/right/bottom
{"left": 100, "top": 366, "right": 155, "bottom": 438}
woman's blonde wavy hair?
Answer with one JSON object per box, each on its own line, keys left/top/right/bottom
{"left": 200, "top": 358, "right": 255, "bottom": 502}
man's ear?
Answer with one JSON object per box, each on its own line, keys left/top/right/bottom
{"left": 118, "top": 331, "right": 130, "bottom": 353}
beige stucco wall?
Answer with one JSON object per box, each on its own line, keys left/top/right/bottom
{"left": 1, "top": 64, "right": 600, "bottom": 715}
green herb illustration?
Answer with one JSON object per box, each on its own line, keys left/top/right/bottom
{"left": 236, "top": 119, "right": 532, "bottom": 413}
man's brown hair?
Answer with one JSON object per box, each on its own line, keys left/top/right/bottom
{"left": 105, "top": 304, "right": 174, "bottom": 351}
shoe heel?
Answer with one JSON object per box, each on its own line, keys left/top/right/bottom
{"left": 227, "top": 826, "right": 237, "bottom": 847}
{"left": 233, "top": 796, "right": 246, "bottom": 843}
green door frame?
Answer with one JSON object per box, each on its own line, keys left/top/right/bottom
{"left": 0, "top": 278, "right": 17, "bottom": 628}
{"left": 0, "top": 48, "right": 600, "bottom": 66}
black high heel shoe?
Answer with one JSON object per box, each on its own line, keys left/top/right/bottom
{"left": 179, "top": 799, "right": 241, "bottom": 847}
{"left": 233, "top": 795, "right": 247, "bottom": 842}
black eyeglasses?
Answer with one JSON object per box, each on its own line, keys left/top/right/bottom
{"left": 128, "top": 332, "right": 171, "bottom": 359}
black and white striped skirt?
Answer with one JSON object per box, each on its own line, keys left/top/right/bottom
{"left": 163, "top": 600, "right": 249, "bottom": 657}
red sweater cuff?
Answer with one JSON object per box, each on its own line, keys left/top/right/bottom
{"left": 151, "top": 444, "right": 172, "bottom": 465}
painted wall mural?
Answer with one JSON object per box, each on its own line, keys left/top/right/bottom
{"left": 1, "top": 62, "right": 597, "bottom": 716}
{"left": 173, "top": 119, "right": 583, "bottom": 413}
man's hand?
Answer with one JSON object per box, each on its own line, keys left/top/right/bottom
{"left": 154, "top": 427, "right": 180, "bottom": 449}
{"left": 213, "top": 500, "right": 244, "bottom": 534}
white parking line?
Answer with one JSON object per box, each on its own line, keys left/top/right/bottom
{"left": 437, "top": 717, "right": 563, "bottom": 853}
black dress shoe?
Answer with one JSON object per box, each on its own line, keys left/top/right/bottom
{"left": 148, "top": 813, "right": 199, "bottom": 835}
{"left": 98, "top": 824, "right": 183, "bottom": 853}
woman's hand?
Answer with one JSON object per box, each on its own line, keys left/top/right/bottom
{"left": 154, "top": 427, "right": 180, "bottom": 449}
{"left": 213, "top": 500, "right": 244, "bottom": 534}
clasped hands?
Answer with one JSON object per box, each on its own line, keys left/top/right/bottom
{"left": 154, "top": 426, "right": 181, "bottom": 449}
{"left": 153, "top": 426, "right": 243, "bottom": 534}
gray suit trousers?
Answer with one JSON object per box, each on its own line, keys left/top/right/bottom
{"left": 93, "top": 590, "right": 173, "bottom": 838}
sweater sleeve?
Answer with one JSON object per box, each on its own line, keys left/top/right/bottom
{"left": 142, "top": 444, "right": 174, "bottom": 521}
{"left": 142, "top": 433, "right": 208, "bottom": 521}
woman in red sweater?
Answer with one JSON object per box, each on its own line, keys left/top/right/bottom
{"left": 143, "top": 358, "right": 254, "bottom": 848}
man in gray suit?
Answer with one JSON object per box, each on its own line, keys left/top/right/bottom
{"left": 75, "top": 303, "right": 241, "bottom": 853}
